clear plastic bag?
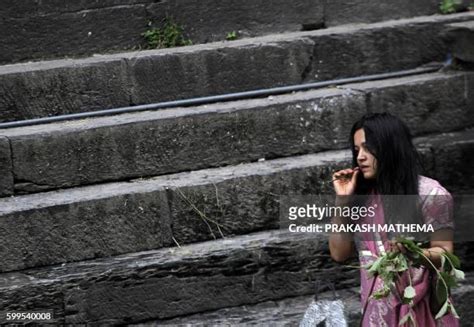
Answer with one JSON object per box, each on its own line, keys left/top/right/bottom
{"left": 299, "top": 280, "right": 348, "bottom": 327}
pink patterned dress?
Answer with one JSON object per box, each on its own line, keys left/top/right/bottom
{"left": 356, "top": 176, "right": 459, "bottom": 327}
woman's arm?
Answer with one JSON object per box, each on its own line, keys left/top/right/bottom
{"left": 422, "top": 243, "right": 452, "bottom": 268}
{"left": 422, "top": 229, "right": 454, "bottom": 268}
{"left": 329, "top": 168, "right": 359, "bottom": 262}
{"left": 420, "top": 185, "right": 455, "bottom": 269}
{"left": 329, "top": 199, "right": 355, "bottom": 262}
{"left": 392, "top": 229, "right": 454, "bottom": 268}
{"left": 329, "top": 216, "right": 355, "bottom": 262}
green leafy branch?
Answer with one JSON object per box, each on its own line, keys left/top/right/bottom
{"left": 365, "top": 237, "right": 464, "bottom": 324}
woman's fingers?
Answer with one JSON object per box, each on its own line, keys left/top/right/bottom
{"left": 397, "top": 243, "right": 407, "bottom": 254}
{"left": 333, "top": 169, "right": 347, "bottom": 178}
{"left": 332, "top": 168, "right": 358, "bottom": 195}
{"left": 388, "top": 240, "right": 397, "bottom": 252}
{"left": 350, "top": 167, "right": 359, "bottom": 184}
{"left": 333, "top": 168, "right": 357, "bottom": 179}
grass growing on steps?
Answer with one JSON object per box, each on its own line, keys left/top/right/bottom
{"left": 226, "top": 31, "right": 238, "bottom": 41}
{"left": 142, "top": 17, "right": 192, "bottom": 49}
{"left": 439, "top": 0, "right": 473, "bottom": 14}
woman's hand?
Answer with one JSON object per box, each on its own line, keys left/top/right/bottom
{"left": 332, "top": 167, "right": 359, "bottom": 196}
{"left": 388, "top": 239, "right": 408, "bottom": 255}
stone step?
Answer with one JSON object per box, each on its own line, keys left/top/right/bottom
{"left": 0, "top": 129, "right": 472, "bottom": 273}
{"left": 135, "top": 288, "right": 362, "bottom": 326}
{"left": 0, "top": 148, "right": 349, "bottom": 273}
{"left": 1, "top": 13, "right": 473, "bottom": 122}
{"left": 138, "top": 275, "right": 474, "bottom": 326}
{"left": 445, "top": 20, "right": 474, "bottom": 64}
{"left": 415, "top": 129, "right": 474, "bottom": 192}
{"left": 0, "top": 0, "right": 447, "bottom": 65}
{"left": 0, "top": 71, "right": 472, "bottom": 196}
{"left": 0, "top": 230, "right": 359, "bottom": 325}
{"left": 2, "top": 228, "right": 472, "bottom": 326}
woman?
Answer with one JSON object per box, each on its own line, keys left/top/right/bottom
{"left": 329, "top": 113, "right": 459, "bottom": 326}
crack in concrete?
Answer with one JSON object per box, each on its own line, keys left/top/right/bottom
{"left": 120, "top": 57, "right": 138, "bottom": 107}
{"left": 300, "top": 39, "right": 317, "bottom": 83}
{"left": 301, "top": 52, "right": 314, "bottom": 83}
{"left": 322, "top": 0, "right": 328, "bottom": 30}
{"left": 5, "top": 135, "right": 14, "bottom": 179}
{"left": 14, "top": 179, "right": 56, "bottom": 190}
{"left": 0, "top": 135, "right": 15, "bottom": 196}
{"left": 363, "top": 90, "right": 373, "bottom": 114}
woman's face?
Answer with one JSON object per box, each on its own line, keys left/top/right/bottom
{"left": 354, "top": 128, "right": 377, "bottom": 179}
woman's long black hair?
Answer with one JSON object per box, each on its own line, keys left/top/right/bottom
{"left": 350, "top": 113, "right": 426, "bottom": 236}
{"left": 350, "top": 112, "right": 421, "bottom": 196}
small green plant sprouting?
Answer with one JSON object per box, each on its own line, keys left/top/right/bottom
{"left": 365, "top": 237, "right": 464, "bottom": 323}
{"left": 226, "top": 31, "right": 238, "bottom": 41}
{"left": 142, "top": 17, "right": 192, "bottom": 49}
{"left": 439, "top": 0, "right": 464, "bottom": 14}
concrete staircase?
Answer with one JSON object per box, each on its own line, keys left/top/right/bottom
{"left": 2, "top": 13, "right": 474, "bottom": 123}
{"left": 136, "top": 275, "right": 474, "bottom": 326}
{"left": 0, "top": 0, "right": 451, "bottom": 65}
{"left": 0, "top": 1, "right": 473, "bottom": 325}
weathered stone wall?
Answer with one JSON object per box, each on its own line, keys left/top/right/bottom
{"left": 0, "top": 0, "right": 446, "bottom": 65}
{"left": 2, "top": 13, "right": 473, "bottom": 124}
{"left": 154, "top": 275, "right": 474, "bottom": 326}
{"left": 1, "top": 0, "right": 323, "bottom": 64}
{"left": 0, "top": 130, "right": 472, "bottom": 273}
{"left": 1, "top": 3, "right": 473, "bottom": 325}
{"left": 0, "top": 71, "right": 471, "bottom": 196}
{"left": 0, "top": 231, "right": 358, "bottom": 324}
{"left": 4, "top": 13, "right": 474, "bottom": 123}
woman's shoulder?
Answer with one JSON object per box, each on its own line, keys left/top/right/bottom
{"left": 418, "top": 176, "right": 454, "bottom": 227}
{"left": 418, "top": 175, "right": 451, "bottom": 196}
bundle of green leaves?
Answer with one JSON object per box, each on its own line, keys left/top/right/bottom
{"left": 365, "top": 237, "right": 464, "bottom": 324}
